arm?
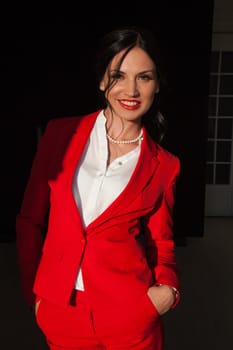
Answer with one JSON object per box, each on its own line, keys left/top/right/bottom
{"left": 16, "top": 120, "right": 55, "bottom": 307}
{"left": 143, "top": 156, "right": 181, "bottom": 313}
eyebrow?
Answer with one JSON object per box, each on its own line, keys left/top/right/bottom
{"left": 138, "top": 70, "right": 156, "bottom": 74}
{"left": 110, "top": 69, "right": 156, "bottom": 74}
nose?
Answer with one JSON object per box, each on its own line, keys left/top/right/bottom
{"left": 125, "top": 79, "right": 139, "bottom": 97}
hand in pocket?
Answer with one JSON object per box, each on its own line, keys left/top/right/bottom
{"left": 35, "top": 299, "right": 42, "bottom": 316}
{"left": 147, "top": 285, "right": 176, "bottom": 315}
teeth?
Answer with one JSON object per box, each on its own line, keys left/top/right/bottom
{"left": 122, "top": 101, "right": 137, "bottom": 106}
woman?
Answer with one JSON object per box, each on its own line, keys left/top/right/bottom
{"left": 16, "top": 26, "right": 181, "bottom": 350}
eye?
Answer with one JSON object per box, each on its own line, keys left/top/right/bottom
{"left": 138, "top": 74, "right": 154, "bottom": 81}
{"left": 110, "top": 72, "right": 124, "bottom": 80}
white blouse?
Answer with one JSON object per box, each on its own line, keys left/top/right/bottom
{"left": 72, "top": 110, "right": 141, "bottom": 290}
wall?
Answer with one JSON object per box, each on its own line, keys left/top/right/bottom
{"left": 205, "top": 0, "right": 233, "bottom": 216}
{"left": 0, "top": 3, "right": 214, "bottom": 241}
{"left": 212, "top": 0, "right": 233, "bottom": 50}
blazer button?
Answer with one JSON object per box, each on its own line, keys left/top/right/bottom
{"left": 80, "top": 238, "right": 85, "bottom": 244}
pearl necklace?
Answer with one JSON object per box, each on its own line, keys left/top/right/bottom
{"left": 106, "top": 130, "right": 143, "bottom": 144}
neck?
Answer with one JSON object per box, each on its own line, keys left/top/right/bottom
{"left": 103, "top": 109, "right": 142, "bottom": 143}
{"left": 106, "top": 129, "right": 143, "bottom": 144}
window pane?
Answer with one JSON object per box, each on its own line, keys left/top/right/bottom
{"left": 211, "top": 51, "right": 219, "bottom": 72}
{"left": 208, "top": 97, "right": 217, "bottom": 116}
{"left": 217, "top": 118, "right": 233, "bottom": 139}
{"left": 218, "top": 97, "right": 233, "bottom": 116}
{"left": 220, "top": 75, "right": 233, "bottom": 95}
{"left": 209, "top": 74, "right": 218, "bottom": 94}
{"left": 221, "top": 52, "right": 233, "bottom": 72}
{"left": 207, "top": 140, "right": 214, "bottom": 161}
{"left": 208, "top": 118, "right": 216, "bottom": 138}
{"left": 215, "top": 164, "right": 230, "bottom": 184}
{"left": 216, "top": 141, "right": 232, "bottom": 162}
{"left": 205, "top": 163, "right": 214, "bottom": 184}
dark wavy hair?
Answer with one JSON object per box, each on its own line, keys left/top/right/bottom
{"left": 95, "top": 25, "right": 168, "bottom": 143}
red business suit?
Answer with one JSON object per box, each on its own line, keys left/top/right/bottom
{"left": 16, "top": 109, "right": 180, "bottom": 349}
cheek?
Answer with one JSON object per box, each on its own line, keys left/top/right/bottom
{"left": 141, "top": 92, "right": 156, "bottom": 112}
{"left": 145, "top": 91, "right": 156, "bottom": 104}
{"left": 105, "top": 85, "right": 121, "bottom": 101}
{"left": 142, "top": 82, "right": 158, "bottom": 100}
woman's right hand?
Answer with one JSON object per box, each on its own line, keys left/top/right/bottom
{"left": 34, "top": 299, "right": 42, "bottom": 316}
{"left": 147, "top": 284, "right": 176, "bottom": 315}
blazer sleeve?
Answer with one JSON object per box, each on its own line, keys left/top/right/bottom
{"left": 143, "top": 156, "right": 181, "bottom": 307}
{"left": 15, "top": 119, "right": 56, "bottom": 307}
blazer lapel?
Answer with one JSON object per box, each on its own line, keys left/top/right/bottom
{"left": 62, "top": 110, "right": 100, "bottom": 171}
{"left": 53, "top": 110, "right": 100, "bottom": 229}
{"left": 87, "top": 129, "right": 160, "bottom": 231}
{"left": 55, "top": 114, "right": 159, "bottom": 233}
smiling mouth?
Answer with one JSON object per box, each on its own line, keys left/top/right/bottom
{"left": 119, "top": 100, "right": 141, "bottom": 109}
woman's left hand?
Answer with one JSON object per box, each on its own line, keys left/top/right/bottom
{"left": 34, "top": 299, "right": 42, "bottom": 316}
{"left": 147, "top": 284, "right": 176, "bottom": 315}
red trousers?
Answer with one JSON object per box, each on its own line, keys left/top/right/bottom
{"left": 35, "top": 289, "right": 164, "bottom": 349}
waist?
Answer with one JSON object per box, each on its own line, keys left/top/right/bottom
{"left": 69, "top": 288, "right": 87, "bottom": 307}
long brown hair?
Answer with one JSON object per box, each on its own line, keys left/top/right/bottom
{"left": 95, "top": 26, "right": 168, "bottom": 143}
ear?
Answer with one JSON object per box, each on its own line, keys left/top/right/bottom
{"left": 99, "top": 81, "right": 105, "bottom": 91}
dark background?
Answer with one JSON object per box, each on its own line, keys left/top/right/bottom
{"left": 0, "top": 2, "right": 214, "bottom": 242}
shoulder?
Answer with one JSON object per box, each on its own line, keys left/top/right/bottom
{"left": 155, "top": 143, "right": 181, "bottom": 180}
{"left": 45, "top": 109, "right": 101, "bottom": 134}
{"left": 144, "top": 129, "right": 180, "bottom": 169}
{"left": 157, "top": 144, "right": 180, "bottom": 165}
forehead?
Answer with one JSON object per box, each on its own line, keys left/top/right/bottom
{"left": 110, "top": 46, "right": 155, "bottom": 71}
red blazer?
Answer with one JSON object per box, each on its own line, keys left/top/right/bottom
{"left": 16, "top": 109, "right": 181, "bottom": 309}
